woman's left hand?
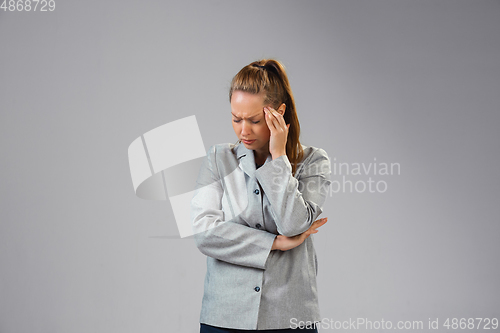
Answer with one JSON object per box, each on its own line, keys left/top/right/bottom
{"left": 271, "top": 217, "right": 328, "bottom": 251}
{"left": 264, "top": 106, "right": 290, "bottom": 159}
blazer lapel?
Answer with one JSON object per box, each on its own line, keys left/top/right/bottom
{"left": 235, "top": 142, "right": 273, "bottom": 179}
{"left": 235, "top": 143, "right": 256, "bottom": 178}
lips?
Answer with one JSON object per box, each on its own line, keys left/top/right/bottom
{"left": 242, "top": 139, "right": 255, "bottom": 144}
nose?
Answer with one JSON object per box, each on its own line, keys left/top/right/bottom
{"left": 241, "top": 121, "right": 252, "bottom": 136}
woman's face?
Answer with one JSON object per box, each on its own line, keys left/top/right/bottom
{"left": 230, "top": 90, "right": 270, "bottom": 152}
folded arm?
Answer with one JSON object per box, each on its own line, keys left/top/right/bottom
{"left": 254, "top": 148, "right": 332, "bottom": 237}
{"left": 191, "top": 145, "right": 276, "bottom": 270}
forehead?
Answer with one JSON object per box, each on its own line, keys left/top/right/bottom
{"left": 230, "top": 91, "right": 265, "bottom": 118}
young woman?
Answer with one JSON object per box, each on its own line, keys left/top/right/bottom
{"left": 191, "top": 59, "right": 331, "bottom": 332}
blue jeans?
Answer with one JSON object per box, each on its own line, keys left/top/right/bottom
{"left": 200, "top": 323, "right": 318, "bottom": 332}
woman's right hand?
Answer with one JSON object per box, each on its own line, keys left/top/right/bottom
{"left": 271, "top": 217, "right": 328, "bottom": 251}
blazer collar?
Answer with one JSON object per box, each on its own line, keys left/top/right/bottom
{"left": 235, "top": 142, "right": 271, "bottom": 178}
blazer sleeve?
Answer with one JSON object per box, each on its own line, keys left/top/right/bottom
{"left": 254, "top": 148, "right": 332, "bottom": 237}
{"left": 190, "top": 145, "right": 276, "bottom": 270}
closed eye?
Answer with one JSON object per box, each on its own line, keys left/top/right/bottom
{"left": 252, "top": 121, "right": 260, "bottom": 124}
{"left": 232, "top": 119, "right": 260, "bottom": 124}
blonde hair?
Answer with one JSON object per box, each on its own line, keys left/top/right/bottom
{"left": 229, "top": 59, "right": 304, "bottom": 176}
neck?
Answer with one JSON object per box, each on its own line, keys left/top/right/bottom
{"left": 253, "top": 147, "right": 270, "bottom": 166}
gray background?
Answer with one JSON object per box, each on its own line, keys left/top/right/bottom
{"left": 1, "top": 0, "right": 499, "bottom": 332}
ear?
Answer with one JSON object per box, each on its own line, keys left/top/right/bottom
{"left": 278, "top": 103, "right": 286, "bottom": 116}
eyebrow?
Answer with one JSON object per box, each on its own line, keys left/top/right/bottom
{"left": 231, "top": 112, "right": 261, "bottom": 120}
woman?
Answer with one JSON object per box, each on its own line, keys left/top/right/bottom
{"left": 191, "top": 59, "right": 332, "bottom": 332}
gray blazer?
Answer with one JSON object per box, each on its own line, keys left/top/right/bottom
{"left": 190, "top": 142, "right": 331, "bottom": 330}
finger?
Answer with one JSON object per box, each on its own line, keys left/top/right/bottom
{"left": 264, "top": 108, "right": 277, "bottom": 131}
{"left": 265, "top": 107, "right": 280, "bottom": 131}
{"left": 310, "top": 218, "right": 328, "bottom": 230}
{"left": 268, "top": 108, "right": 287, "bottom": 131}
{"left": 264, "top": 108, "right": 279, "bottom": 131}
{"left": 309, "top": 227, "right": 322, "bottom": 234}
{"left": 313, "top": 217, "right": 328, "bottom": 225}
{"left": 304, "top": 229, "right": 318, "bottom": 239}
{"left": 274, "top": 109, "right": 288, "bottom": 130}
{"left": 304, "top": 228, "right": 320, "bottom": 237}
{"left": 313, "top": 220, "right": 327, "bottom": 229}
